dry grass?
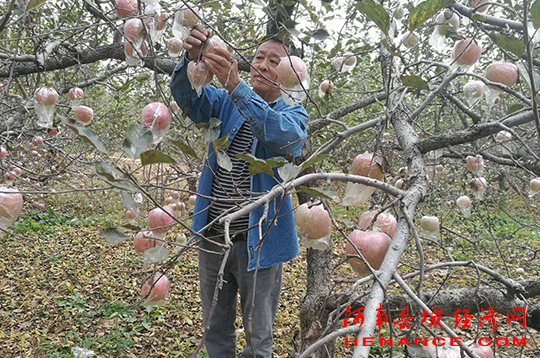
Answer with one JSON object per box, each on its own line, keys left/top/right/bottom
{"left": 0, "top": 183, "right": 538, "bottom": 358}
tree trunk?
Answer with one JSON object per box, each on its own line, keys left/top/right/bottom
{"left": 299, "top": 248, "right": 335, "bottom": 357}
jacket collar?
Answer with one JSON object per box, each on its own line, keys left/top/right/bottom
{"left": 270, "top": 96, "right": 284, "bottom": 109}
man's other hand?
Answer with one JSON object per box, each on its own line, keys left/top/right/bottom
{"left": 203, "top": 47, "right": 241, "bottom": 94}
{"left": 184, "top": 25, "right": 210, "bottom": 61}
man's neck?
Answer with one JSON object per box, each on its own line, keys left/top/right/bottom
{"left": 260, "top": 91, "right": 280, "bottom": 104}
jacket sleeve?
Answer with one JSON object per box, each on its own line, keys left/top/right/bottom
{"left": 169, "top": 56, "right": 228, "bottom": 125}
{"left": 229, "top": 80, "right": 308, "bottom": 157}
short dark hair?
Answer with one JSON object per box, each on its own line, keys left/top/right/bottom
{"left": 261, "top": 36, "right": 299, "bottom": 57}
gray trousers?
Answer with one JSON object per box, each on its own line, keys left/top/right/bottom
{"left": 198, "top": 235, "right": 282, "bottom": 358}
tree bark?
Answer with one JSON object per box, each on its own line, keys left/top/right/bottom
{"left": 299, "top": 248, "right": 335, "bottom": 357}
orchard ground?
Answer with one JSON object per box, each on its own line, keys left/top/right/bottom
{"left": 0, "top": 182, "right": 539, "bottom": 358}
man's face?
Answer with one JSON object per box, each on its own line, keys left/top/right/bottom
{"left": 249, "top": 40, "right": 287, "bottom": 102}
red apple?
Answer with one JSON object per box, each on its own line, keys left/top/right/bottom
{"left": 141, "top": 272, "right": 170, "bottom": 306}
{"left": 116, "top": 0, "right": 137, "bottom": 18}
{"left": 295, "top": 202, "right": 332, "bottom": 240}
{"left": 345, "top": 230, "right": 391, "bottom": 276}
{"left": 485, "top": 62, "right": 518, "bottom": 88}
{"left": 452, "top": 38, "right": 482, "bottom": 66}
{"left": 277, "top": 56, "right": 307, "bottom": 88}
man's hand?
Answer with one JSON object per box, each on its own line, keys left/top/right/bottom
{"left": 184, "top": 25, "right": 210, "bottom": 61}
{"left": 203, "top": 47, "right": 241, "bottom": 94}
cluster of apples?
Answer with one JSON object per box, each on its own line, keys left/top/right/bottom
{"left": 295, "top": 201, "right": 396, "bottom": 276}
{"left": 33, "top": 86, "right": 93, "bottom": 128}
{"left": 186, "top": 36, "right": 227, "bottom": 96}
{"left": 117, "top": 0, "right": 169, "bottom": 64}
{"left": 132, "top": 193, "right": 196, "bottom": 306}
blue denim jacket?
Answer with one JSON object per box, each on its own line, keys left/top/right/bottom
{"left": 169, "top": 57, "right": 309, "bottom": 271}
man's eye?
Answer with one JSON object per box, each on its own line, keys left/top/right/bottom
{"left": 270, "top": 60, "right": 278, "bottom": 65}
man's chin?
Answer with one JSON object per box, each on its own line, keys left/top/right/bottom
{"left": 252, "top": 82, "right": 268, "bottom": 92}
{"left": 253, "top": 83, "right": 269, "bottom": 93}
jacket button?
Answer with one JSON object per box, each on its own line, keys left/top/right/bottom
{"left": 233, "top": 128, "right": 236, "bottom": 132}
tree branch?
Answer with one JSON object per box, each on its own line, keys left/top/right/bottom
{"left": 451, "top": 3, "right": 524, "bottom": 30}
{"left": 442, "top": 91, "right": 482, "bottom": 124}
{"left": 308, "top": 92, "right": 387, "bottom": 134}
{"left": 219, "top": 172, "right": 404, "bottom": 226}
{"left": 0, "top": 43, "right": 178, "bottom": 78}
{"left": 416, "top": 110, "right": 537, "bottom": 154}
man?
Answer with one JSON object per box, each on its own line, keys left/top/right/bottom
{"left": 170, "top": 25, "right": 308, "bottom": 358}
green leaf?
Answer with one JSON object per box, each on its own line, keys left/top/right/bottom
{"left": 27, "top": 0, "right": 47, "bottom": 11}
{"left": 249, "top": 161, "right": 274, "bottom": 177}
{"left": 310, "top": 29, "right": 330, "bottom": 41}
{"left": 507, "top": 103, "right": 523, "bottom": 114}
{"left": 143, "top": 246, "right": 169, "bottom": 264}
{"left": 184, "top": 315, "right": 193, "bottom": 325}
{"left": 278, "top": 163, "right": 301, "bottom": 182}
{"left": 95, "top": 162, "right": 126, "bottom": 182}
{"left": 122, "top": 223, "right": 142, "bottom": 231}
{"left": 100, "top": 227, "right": 128, "bottom": 244}
{"left": 516, "top": 62, "right": 540, "bottom": 91}
{"left": 266, "top": 156, "right": 289, "bottom": 168}
{"left": 170, "top": 139, "right": 198, "bottom": 159}
{"left": 275, "top": 2, "right": 289, "bottom": 17}
{"left": 354, "top": 0, "right": 390, "bottom": 36}
{"left": 471, "top": 14, "right": 485, "bottom": 22}
{"left": 445, "top": 29, "right": 459, "bottom": 39}
{"left": 121, "top": 191, "right": 140, "bottom": 217}
{"left": 209, "top": 117, "right": 221, "bottom": 128}
{"left": 408, "top": 0, "right": 455, "bottom": 31}
{"left": 60, "top": 116, "right": 109, "bottom": 154}
{"left": 78, "top": 127, "right": 109, "bottom": 154}
{"left": 140, "top": 150, "right": 177, "bottom": 166}
{"left": 285, "top": 26, "right": 302, "bottom": 38}
{"left": 202, "top": 1, "right": 220, "bottom": 10}
{"left": 282, "top": 19, "right": 298, "bottom": 28}
{"left": 216, "top": 15, "right": 224, "bottom": 34}
{"left": 401, "top": 75, "right": 429, "bottom": 90}
{"left": 123, "top": 123, "right": 153, "bottom": 159}
{"left": 338, "top": 218, "right": 354, "bottom": 228}
{"left": 490, "top": 34, "right": 525, "bottom": 58}
{"left": 123, "top": 124, "right": 153, "bottom": 159}
{"left": 95, "top": 161, "right": 138, "bottom": 192}
{"left": 406, "top": 346, "right": 432, "bottom": 358}
{"left": 235, "top": 153, "right": 258, "bottom": 164}
{"left": 535, "top": 96, "right": 540, "bottom": 106}
{"left": 212, "top": 134, "right": 230, "bottom": 151}
{"left": 300, "top": 154, "right": 329, "bottom": 171}
{"left": 216, "top": 150, "right": 232, "bottom": 171}
{"left": 203, "top": 126, "right": 221, "bottom": 142}
{"left": 298, "top": 186, "right": 339, "bottom": 202}
{"left": 235, "top": 154, "right": 273, "bottom": 176}
{"left": 531, "top": 0, "right": 540, "bottom": 28}
{"left": 196, "top": 117, "right": 222, "bottom": 142}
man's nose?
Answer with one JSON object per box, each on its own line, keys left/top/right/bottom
{"left": 257, "top": 59, "right": 269, "bottom": 72}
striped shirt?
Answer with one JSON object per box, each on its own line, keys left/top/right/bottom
{"left": 207, "top": 121, "right": 253, "bottom": 233}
